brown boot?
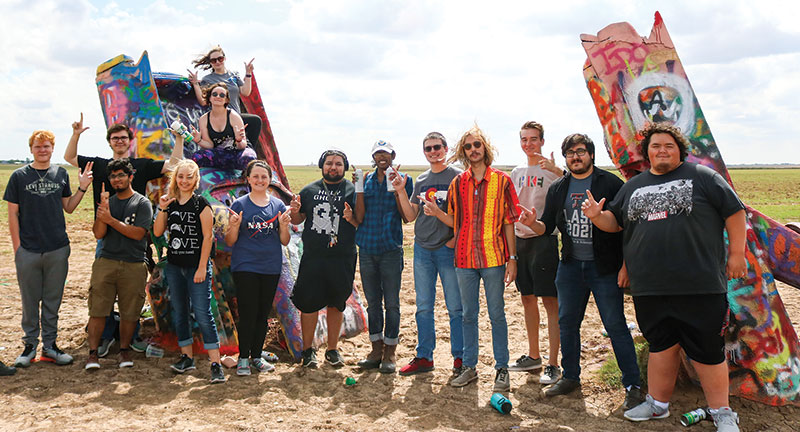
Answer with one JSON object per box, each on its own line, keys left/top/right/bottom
{"left": 357, "top": 340, "right": 383, "bottom": 370}
{"left": 379, "top": 343, "right": 397, "bottom": 374}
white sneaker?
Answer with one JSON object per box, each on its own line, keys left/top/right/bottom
{"left": 539, "top": 365, "right": 562, "bottom": 385}
{"left": 14, "top": 344, "right": 36, "bottom": 368}
{"left": 493, "top": 368, "right": 510, "bottom": 392}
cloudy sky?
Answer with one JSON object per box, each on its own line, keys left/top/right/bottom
{"left": 2, "top": 0, "right": 799, "bottom": 169}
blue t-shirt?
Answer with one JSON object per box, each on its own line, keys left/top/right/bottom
{"left": 563, "top": 176, "right": 594, "bottom": 261}
{"left": 230, "top": 194, "right": 286, "bottom": 275}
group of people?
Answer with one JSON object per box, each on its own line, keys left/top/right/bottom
{"left": 1, "top": 46, "right": 745, "bottom": 432}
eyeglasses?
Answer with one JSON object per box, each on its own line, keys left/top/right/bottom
{"left": 565, "top": 148, "right": 588, "bottom": 158}
{"left": 109, "top": 173, "right": 129, "bottom": 179}
{"left": 210, "top": 56, "right": 225, "bottom": 64}
{"left": 211, "top": 91, "right": 227, "bottom": 98}
{"left": 424, "top": 144, "right": 443, "bottom": 153}
{"left": 463, "top": 141, "right": 482, "bottom": 151}
{"left": 110, "top": 136, "right": 130, "bottom": 142}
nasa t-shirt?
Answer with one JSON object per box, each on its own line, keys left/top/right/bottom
{"left": 230, "top": 194, "right": 287, "bottom": 275}
{"left": 298, "top": 179, "right": 357, "bottom": 256}
{"left": 165, "top": 195, "right": 210, "bottom": 268}
{"left": 608, "top": 162, "right": 744, "bottom": 296}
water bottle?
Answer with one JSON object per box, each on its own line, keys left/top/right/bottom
{"left": 354, "top": 169, "right": 364, "bottom": 193}
{"left": 170, "top": 120, "right": 194, "bottom": 143}
{"left": 385, "top": 166, "right": 395, "bottom": 191}
{"left": 489, "top": 393, "right": 512, "bottom": 414}
{"left": 680, "top": 408, "right": 707, "bottom": 426}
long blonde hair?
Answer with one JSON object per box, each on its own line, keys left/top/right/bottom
{"left": 448, "top": 124, "right": 496, "bottom": 167}
{"left": 168, "top": 159, "right": 200, "bottom": 198}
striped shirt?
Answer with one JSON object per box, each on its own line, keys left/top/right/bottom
{"left": 447, "top": 166, "right": 520, "bottom": 269}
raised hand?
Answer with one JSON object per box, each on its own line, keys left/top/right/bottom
{"left": 390, "top": 166, "right": 407, "bottom": 192}
{"left": 78, "top": 161, "right": 93, "bottom": 190}
{"left": 517, "top": 204, "right": 537, "bottom": 228}
{"left": 289, "top": 194, "right": 301, "bottom": 215}
{"left": 158, "top": 194, "right": 176, "bottom": 211}
{"left": 100, "top": 183, "right": 110, "bottom": 204}
{"left": 420, "top": 194, "right": 441, "bottom": 217}
{"left": 538, "top": 151, "right": 558, "bottom": 173}
{"left": 343, "top": 202, "right": 354, "bottom": 223}
{"left": 234, "top": 124, "right": 246, "bottom": 144}
{"left": 278, "top": 210, "right": 291, "bottom": 226}
{"left": 72, "top": 112, "right": 89, "bottom": 135}
{"left": 244, "top": 58, "right": 255, "bottom": 75}
{"left": 581, "top": 189, "right": 605, "bottom": 219}
{"left": 187, "top": 69, "right": 199, "bottom": 85}
{"left": 190, "top": 125, "right": 201, "bottom": 143}
{"left": 228, "top": 210, "right": 243, "bottom": 228}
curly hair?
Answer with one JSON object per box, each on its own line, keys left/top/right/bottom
{"left": 28, "top": 130, "right": 56, "bottom": 148}
{"left": 203, "top": 82, "right": 230, "bottom": 108}
{"left": 638, "top": 123, "right": 690, "bottom": 163}
{"left": 448, "top": 125, "right": 495, "bottom": 167}
{"left": 192, "top": 45, "right": 225, "bottom": 71}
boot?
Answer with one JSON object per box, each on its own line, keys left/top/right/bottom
{"left": 357, "top": 340, "right": 383, "bottom": 370}
{"left": 379, "top": 343, "right": 397, "bottom": 374}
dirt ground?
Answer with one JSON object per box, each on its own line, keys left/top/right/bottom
{"left": 0, "top": 223, "right": 798, "bottom": 432}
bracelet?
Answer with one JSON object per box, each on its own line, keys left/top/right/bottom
{"left": 245, "top": 74, "right": 252, "bottom": 77}
{"left": 77, "top": 186, "right": 87, "bottom": 193}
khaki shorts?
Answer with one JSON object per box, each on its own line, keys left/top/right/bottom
{"left": 88, "top": 257, "right": 148, "bottom": 321}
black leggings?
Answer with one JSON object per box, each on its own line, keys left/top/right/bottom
{"left": 241, "top": 113, "right": 262, "bottom": 155}
{"left": 232, "top": 271, "right": 279, "bottom": 359}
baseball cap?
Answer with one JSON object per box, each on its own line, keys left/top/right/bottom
{"left": 371, "top": 140, "right": 395, "bottom": 156}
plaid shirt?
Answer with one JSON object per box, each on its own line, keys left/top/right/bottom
{"left": 355, "top": 170, "right": 414, "bottom": 254}
{"left": 447, "top": 166, "right": 520, "bottom": 269}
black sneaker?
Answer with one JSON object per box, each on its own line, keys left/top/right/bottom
{"left": 0, "top": 360, "right": 16, "bottom": 376}
{"left": 301, "top": 348, "right": 318, "bottom": 368}
{"left": 170, "top": 354, "right": 196, "bottom": 373}
{"left": 544, "top": 377, "right": 580, "bottom": 396}
{"left": 325, "top": 349, "right": 344, "bottom": 368}
{"left": 624, "top": 386, "right": 645, "bottom": 410}
{"left": 210, "top": 362, "right": 226, "bottom": 384}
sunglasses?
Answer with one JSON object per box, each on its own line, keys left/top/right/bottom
{"left": 211, "top": 91, "right": 227, "bottom": 98}
{"left": 210, "top": 56, "right": 225, "bottom": 64}
{"left": 463, "top": 141, "right": 482, "bottom": 151}
{"left": 110, "top": 136, "right": 130, "bottom": 142}
{"left": 424, "top": 144, "right": 443, "bottom": 153}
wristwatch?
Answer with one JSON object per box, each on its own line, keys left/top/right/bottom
{"left": 508, "top": 255, "right": 518, "bottom": 261}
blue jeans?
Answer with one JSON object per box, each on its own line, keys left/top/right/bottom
{"left": 163, "top": 262, "right": 220, "bottom": 350}
{"left": 360, "top": 248, "right": 403, "bottom": 345}
{"left": 456, "top": 265, "right": 508, "bottom": 369}
{"left": 555, "top": 258, "right": 640, "bottom": 387}
{"left": 413, "top": 244, "right": 463, "bottom": 361}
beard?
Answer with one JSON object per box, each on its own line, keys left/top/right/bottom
{"left": 569, "top": 160, "right": 592, "bottom": 175}
{"left": 323, "top": 172, "right": 344, "bottom": 183}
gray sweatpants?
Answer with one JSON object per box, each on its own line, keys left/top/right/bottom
{"left": 15, "top": 244, "right": 70, "bottom": 349}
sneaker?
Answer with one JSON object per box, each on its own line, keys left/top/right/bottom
{"left": 508, "top": 355, "right": 542, "bottom": 372}
{"left": 41, "top": 344, "right": 74, "bottom": 365}
{"left": 14, "top": 344, "right": 36, "bottom": 368}
{"left": 97, "top": 338, "right": 115, "bottom": 358}
{"left": 325, "top": 349, "right": 345, "bottom": 368}
{"left": 210, "top": 362, "right": 226, "bottom": 384}
{"left": 119, "top": 349, "right": 134, "bottom": 368}
{"left": 623, "top": 394, "right": 670, "bottom": 421}
{"left": 85, "top": 351, "right": 101, "bottom": 370}
{"left": 251, "top": 357, "right": 275, "bottom": 373}
{"left": 301, "top": 348, "right": 318, "bottom": 369}
{"left": 0, "top": 360, "right": 17, "bottom": 376}
{"left": 399, "top": 357, "right": 434, "bottom": 376}
{"left": 236, "top": 358, "right": 251, "bottom": 376}
{"left": 452, "top": 358, "right": 463, "bottom": 377}
{"left": 493, "top": 368, "right": 510, "bottom": 392}
{"left": 130, "top": 338, "right": 147, "bottom": 353}
{"left": 539, "top": 365, "right": 562, "bottom": 385}
{"left": 710, "top": 407, "right": 740, "bottom": 432}
{"left": 451, "top": 366, "right": 478, "bottom": 387}
{"left": 261, "top": 351, "right": 279, "bottom": 362}
{"left": 170, "top": 354, "right": 196, "bottom": 373}
{"left": 624, "top": 386, "right": 645, "bottom": 410}
{"left": 544, "top": 377, "right": 580, "bottom": 396}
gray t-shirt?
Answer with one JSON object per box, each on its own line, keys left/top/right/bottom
{"left": 200, "top": 71, "right": 245, "bottom": 113}
{"left": 99, "top": 192, "right": 153, "bottom": 263}
{"left": 564, "top": 176, "right": 594, "bottom": 261}
{"left": 608, "top": 162, "right": 744, "bottom": 296}
{"left": 3, "top": 165, "right": 71, "bottom": 253}
{"left": 411, "top": 165, "right": 462, "bottom": 250}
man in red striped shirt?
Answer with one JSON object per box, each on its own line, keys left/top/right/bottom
{"left": 422, "top": 125, "right": 520, "bottom": 392}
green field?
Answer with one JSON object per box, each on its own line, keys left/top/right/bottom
{"left": 0, "top": 164, "right": 798, "bottom": 229}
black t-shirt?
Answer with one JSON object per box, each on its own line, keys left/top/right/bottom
{"left": 78, "top": 155, "right": 164, "bottom": 212}
{"left": 298, "top": 179, "right": 357, "bottom": 256}
{"left": 608, "top": 162, "right": 744, "bottom": 296}
{"left": 166, "top": 195, "right": 210, "bottom": 268}
{"left": 3, "top": 165, "right": 71, "bottom": 253}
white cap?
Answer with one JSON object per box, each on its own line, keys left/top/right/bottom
{"left": 371, "top": 140, "right": 395, "bottom": 156}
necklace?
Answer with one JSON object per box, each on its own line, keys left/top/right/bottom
{"left": 31, "top": 164, "right": 51, "bottom": 181}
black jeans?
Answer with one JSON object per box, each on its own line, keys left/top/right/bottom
{"left": 232, "top": 271, "right": 279, "bottom": 359}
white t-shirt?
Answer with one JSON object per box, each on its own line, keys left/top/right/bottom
{"left": 510, "top": 164, "right": 560, "bottom": 238}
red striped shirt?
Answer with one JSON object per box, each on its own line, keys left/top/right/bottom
{"left": 447, "top": 166, "right": 520, "bottom": 269}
